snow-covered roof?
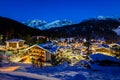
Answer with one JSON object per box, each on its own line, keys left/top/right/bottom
{"left": 116, "top": 42, "right": 120, "bottom": 45}
{"left": 25, "top": 43, "right": 59, "bottom": 54}
{"left": 37, "top": 43, "right": 59, "bottom": 54}
{"left": 109, "top": 42, "right": 120, "bottom": 47}
{"left": 97, "top": 44, "right": 109, "bottom": 48}
{"left": 102, "top": 44, "right": 109, "bottom": 48}
{"left": 89, "top": 53, "right": 120, "bottom": 63}
{"left": 6, "top": 39, "right": 25, "bottom": 42}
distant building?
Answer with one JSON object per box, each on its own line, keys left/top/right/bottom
{"left": 0, "top": 34, "right": 3, "bottom": 40}
{"left": 32, "top": 36, "right": 46, "bottom": 40}
{"left": 58, "top": 42, "right": 67, "bottom": 46}
{"left": 109, "top": 42, "right": 120, "bottom": 47}
{"left": 0, "top": 34, "right": 4, "bottom": 44}
{"left": 94, "top": 44, "right": 111, "bottom": 55}
{"left": 5, "top": 39, "right": 28, "bottom": 50}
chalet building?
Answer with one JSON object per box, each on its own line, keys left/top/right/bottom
{"left": 58, "top": 42, "right": 67, "bottom": 46}
{"left": 109, "top": 42, "right": 120, "bottom": 47}
{"left": 25, "top": 43, "right": 59, "bottom": 64}
{"left": 94, "top": 44, "right": 111, "bottom": 55}
{"left": 32, "top": 36, "right": 46, "bottom": 39}
{"left": 5, "top": 39, "right": 28, "bottom": 50}
{"left": 74, "top": 42, "right": 81, "bottom": 48}
{"left": 97, "top": 44, "right": 109, "bottom": 48}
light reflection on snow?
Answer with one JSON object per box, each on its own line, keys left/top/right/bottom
{"left": 0, "top": 63, "right": 120, "bottom": 80}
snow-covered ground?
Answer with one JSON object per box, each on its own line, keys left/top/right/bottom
{"left": 0, "top": 63, "right": 120, "bottom": 80}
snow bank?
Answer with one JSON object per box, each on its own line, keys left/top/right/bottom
{"left": 1, "top": 71, "right": 60, "bottom": 80}
{"left": 89, "top": 53, "right": 120, "bottom": 63}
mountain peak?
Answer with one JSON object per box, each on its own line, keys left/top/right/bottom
{"left": 23, "top": 19, "right": 47, "bottom": 29}
{"left": 97, "top": 16, "right": 106, "bottom": 20}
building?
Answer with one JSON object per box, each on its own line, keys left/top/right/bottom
{"left": 94, "top": 44, "right": 111, "bottom": 55}
{"left": 109, "top": 42, "right": 120, "bottom": 47}
{"left": 24, "top": 43, "right": 59, "bottom": 64}
{"left": 6, "top": 39, "right": 28, "bottom": 50}
{"left": 58, "top": 41, "right": 67, "bottom": 46}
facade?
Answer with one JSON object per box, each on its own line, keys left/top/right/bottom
{"left": 25, "top": 43, "right": 58, "bottom": 63}
{"left": 6, "top": 39, "right": 28, "bottom": 50}
{"left": 26, "top": 45, "right": 51, "bottom": 62}
{"left": 109, "top": 42, "right": 120, "bottom": 47}
{"left": 58, "top": 42, "right": 67, "bottom": 46}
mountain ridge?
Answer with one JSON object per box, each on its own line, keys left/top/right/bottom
{"left": 43, "top": 18, "right": 120, "bottom": 42}
{"left": 0, "top": 16, "right": 120, "bottom": 42}
{"left": 0, "top": 16, "right": 42, "bottom": 39}
{"left": 24, "top": 19, "right": 73, "bottom": 30}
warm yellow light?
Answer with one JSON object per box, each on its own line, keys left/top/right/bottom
{"left": 0, "top": 66, "right": 20, "bottom": 72}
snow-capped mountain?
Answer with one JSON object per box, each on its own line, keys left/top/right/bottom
{"left": 96, "top": 16, "right": 117, "bottom": 20}
{"left": 24, "top": 19, "right": 73, "bottom": 30}
{"left": 44, "top": 20, "right": 73, "bottom": 30}
{"left": 97, "top": 16, "right": 106, "bottom": 20}
{"left": 23, "top": 19, "right": 47, "bottom": 29}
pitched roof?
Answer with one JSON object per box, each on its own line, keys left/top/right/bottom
{"left": 116, "top": 42, "right": 120, "bottom": 45}
{"left": 97, "top": 44, "right": 109, "bottom": 48}
{"left": 6, "top": 38, "right": 25, "bottom": 42}
{"left": 37, "top": 43, "right": 59, "bottom": 54}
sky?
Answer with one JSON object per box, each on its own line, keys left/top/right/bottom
{"left": 0, "top": 0, "right": 120, "bottom": 23}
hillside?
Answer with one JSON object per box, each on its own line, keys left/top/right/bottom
{"left": 0, "top": 16, "right": 120, "bottom": 42}
{"left": 0, "top": 16, "right": 42, "bottom": 39}
{"left": 44, "top": 18, "right": 120, "bottom": 41}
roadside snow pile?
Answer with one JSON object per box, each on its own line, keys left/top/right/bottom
{"left": 87, "top": 53, "right": 120, "bottom": 70}
{"left": 89, "top": 53, "right": 120, "bottom": 63}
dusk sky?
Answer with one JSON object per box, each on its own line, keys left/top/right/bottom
{"left": 0, "top": 0, "right": 120, "bottom": 23}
